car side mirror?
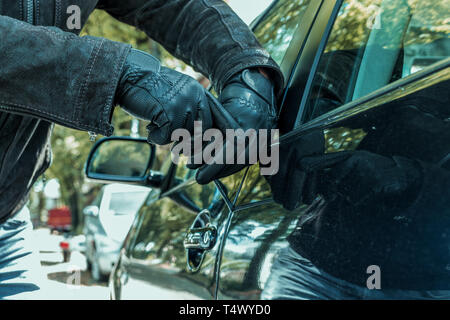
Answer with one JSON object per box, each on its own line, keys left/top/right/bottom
{"left": 85, "top": 137, "right": 163, "bottom": 188}
{"left": 83, "top": 205, "right": 99, "bottom": 217}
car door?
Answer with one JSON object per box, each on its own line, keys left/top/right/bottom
{"left": 217, "top": 0, "right": 450, "bottom": 299}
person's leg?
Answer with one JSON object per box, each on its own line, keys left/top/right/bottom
{"left": 0, "top": 207, "right": 47, "bottom": 299}
{"left": 261, "top": 246, "right": 362, "bottom": 300}
{"left": 262, "top": 246, "right": 450, "bottom": 300}
{"left": 360, "top": 285, "right": 450, "bottom": 300}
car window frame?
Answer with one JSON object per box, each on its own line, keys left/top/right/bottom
{"left": 230, "top": 0, "right": 450, "bottom": 210}
{"left": 252, "top": 0, "right": 325, "bottom": 85}
{"left": 291, "top": 57, "right": 450, "bottom": 138}
{"left": 293, "top": 0, "right": 450, "bottom": 128}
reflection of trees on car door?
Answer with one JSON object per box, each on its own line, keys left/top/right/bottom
{"left": 217, "top": 167, "right": 299, "bottom": 299}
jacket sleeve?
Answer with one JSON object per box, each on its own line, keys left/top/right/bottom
{"left": 0, "top": 15, "right": 131, "bottom": 136}
{"left": 97, "top": 0, "right": 284, "bottom": 95}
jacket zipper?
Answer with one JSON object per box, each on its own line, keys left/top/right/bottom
{"left": 24, "top": 0, "right": 34, "bottom": 24}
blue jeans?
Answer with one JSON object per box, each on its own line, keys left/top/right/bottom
{"left": 0, "top": 207, "right": 47, "bottom": 299}
{"left": 262, "top": 247, "right": 450, "bottom": 300}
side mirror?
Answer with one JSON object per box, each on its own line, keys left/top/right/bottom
{"left": 83, "top": 205, "right": 99, "bottom": 217}
{"left": 85, "top": 137, "right": 163, "bottom": 187}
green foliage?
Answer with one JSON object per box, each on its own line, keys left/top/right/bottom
{"left": 80, "top": 9, "right": 154, "bottom": 52}
{"left": 253, "top": 0, "right": 312, "bottom": 65}
{"left": 325, "top": 0, "right": 450, "bottom": 52}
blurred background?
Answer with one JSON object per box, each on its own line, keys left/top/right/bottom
{"left": 27, "top": 0, "right": 273, "bottom": 299}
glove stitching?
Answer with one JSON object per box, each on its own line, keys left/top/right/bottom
{"left": 138, "top": 74, "right": 159, "bottom": 91}
{"left": 238, "top": 97, "right": 260, "bottom": 113}
{"left": 162, "top": 74, "right": 191, "bottom": 104}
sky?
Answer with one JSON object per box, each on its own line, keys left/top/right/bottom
{"left": 227, "top": 0, "right": 274, "bottom": 25}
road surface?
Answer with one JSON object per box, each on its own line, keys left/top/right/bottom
{"left": 33, "top": 228, "right": 110, "bottom": 300}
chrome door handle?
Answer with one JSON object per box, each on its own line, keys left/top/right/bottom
{"left": 184, "top": 225, "right": 217, "bottom": 250}
{"left": 184, "top": 209, "right": 217, "bottom": 272}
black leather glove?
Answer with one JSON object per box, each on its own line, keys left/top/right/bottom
{"left": 269, "top": 128, "right": 423, "bottom": 211}
{"left": 192, "top": 68, "right": 278, "bottom": 184}
{"left": 304, "top": 151, "right": 423, "bottom": 210}
{"left": 116, "top": 49, "right": 217, "bottom": 145}
{"left": 268, "top": 130, "right": 351, "bottom": 210}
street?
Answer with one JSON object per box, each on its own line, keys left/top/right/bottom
{"left": 33, "top": 228, "right": 110, "bottom": 300}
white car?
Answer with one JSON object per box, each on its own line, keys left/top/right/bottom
{"left": 83, "top": 183, "right": 151, "bottom": 281}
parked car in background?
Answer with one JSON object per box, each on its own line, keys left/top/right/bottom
{"left": 83, "top": 183, "right": 151, "bottom": 281}
{"left": 47, "top": 206, "right": 71, "bottom": 233}
{"left": 85, "top": 0, "right": 449, "bottom": 299}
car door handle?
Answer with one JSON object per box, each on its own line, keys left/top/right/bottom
{"left": 184, "top": 225, "right": 217, "bottom": 250}
{"left": 184, "top": 209, "right": 217, "bottom": 272}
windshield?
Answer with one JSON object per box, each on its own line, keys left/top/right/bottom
{"left": 100, "top": 190, "right": 150, "bottom": 242}
{"left": 108, "top": 191, "right": 149, "bottom": 215}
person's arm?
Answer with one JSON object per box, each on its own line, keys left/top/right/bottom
{"left": 96, "top": 0, "right": 284, "bottom": 95}
{"left": 0, "top": 15, "right": 131, "bottom": 136}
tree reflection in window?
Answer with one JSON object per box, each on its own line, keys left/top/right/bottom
{"left": 253, "top": 0, "right": 312, "bottom": 65}
{"left": 303, "top": 0, "right": 449, "bottom": 122}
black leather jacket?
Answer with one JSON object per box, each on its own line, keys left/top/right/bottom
{"left": 0, "top": 0, "right": 284, "bottom": 223}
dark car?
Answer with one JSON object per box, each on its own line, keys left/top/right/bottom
{"left": 84, "top": 0, "right": 449, "bottom": 299}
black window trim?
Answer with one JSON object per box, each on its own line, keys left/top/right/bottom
{"left": 289, "top": 57, "right": 450, "bottom": 141}
{"left": 293, "top": 0, "right": 344, "bottom": 128}
{"left": 293, "top": 0, "right": 450, "bottom": 129}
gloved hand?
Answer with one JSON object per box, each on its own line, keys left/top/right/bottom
{"left": 191, "top": 68, "right": 278, "bottom": 184}
{"left": 269, "top": 128, "right": 423, "bottom": 211}
{"left": 302, "top": 151, "right": 423, "bottom": 210}
{"left": 268, "top": 129, "right": 352, "bottom": 210}
{"left": 115, "top": 48, "right": 217, "bottom": 145}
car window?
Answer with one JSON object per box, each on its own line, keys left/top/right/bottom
{"left": 300, "top": 0, "right": 450, "bottom": 123}
{"left": 108, "top": 191, "right": 149, "bottom": 215}
{"left": 99, "top": 190, "right": 149, "bottom": 242}
{"left": 253, "top": 0, "right": 313, "bottom": 66}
